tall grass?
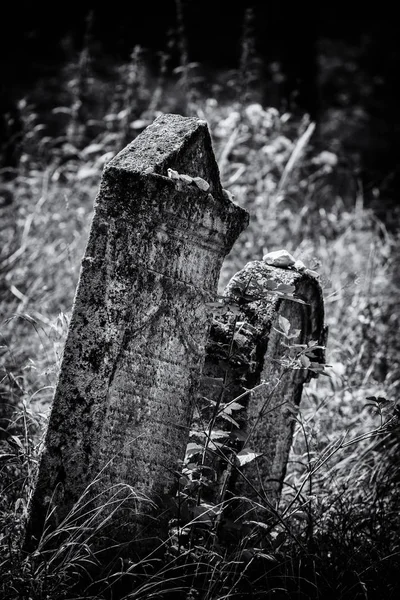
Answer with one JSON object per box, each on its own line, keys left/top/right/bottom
{"left": 1, "top": 37, "right": 400, "bottom": 598}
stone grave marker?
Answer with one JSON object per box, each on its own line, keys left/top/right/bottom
{"left": 24, "top": 114, "right": 248, "bottom": 556}
{"left": 200, "top": 258, "right": 326, "bottom": 513}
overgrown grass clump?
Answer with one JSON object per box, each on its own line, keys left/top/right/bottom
{"left": 1, "top": 44, "right": 400, "bottom": 599}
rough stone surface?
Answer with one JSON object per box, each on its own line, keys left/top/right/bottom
{"left": 24, "top": 114, "right": 248, "bottom": 555}
{"left": 201, "top": 260, "right": 326, "bottom": 512}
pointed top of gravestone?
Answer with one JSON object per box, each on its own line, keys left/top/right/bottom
{"left": 107, "top": 113, "right": 224, "bottom": 197}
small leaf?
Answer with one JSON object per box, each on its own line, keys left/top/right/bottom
{"left": 182, "top": 462, "right": 199, "bottom": 473}
{"left": 300, "top": 355, "right": 311, "bottom": 368}
{"left": 287, "top": 329, "right": 301, "bottom": 339}
{"left": 237, "top": 448, "right": 262, "bottom": 466}
{"left": 167, "top": 168, "right": 180, "bottom": 180}
{"left": 307, "top": 339, "right": 319, "bottom": 348}
{"left": 291, "top": 511, "right": 308, "bottom": 521}
{"left": 210, "top": 430, "right": 229, "bottom": 440}
{"left": 193, "top": 176, "right": 210, "bottom": 191}
{"left": 185, "top": 443, "right": 203, "bottom": 458}
{"left": 220, "top": 412, "right": 240, "bottom": 427}
{"left": 276, "top": 284, "right": 296, "bottom": 294}
{"left": 222, "top": 401, "right": 243, "bottom": 415}
{"left": 278, "top": 315, "right": 291, "bottom": 335}
{"left": 15, "top": 497, "right": 26, "bottom": 513}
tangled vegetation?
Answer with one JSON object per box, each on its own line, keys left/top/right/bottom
{"left": 1, "top": 31, "right": 400, "bottom": 600}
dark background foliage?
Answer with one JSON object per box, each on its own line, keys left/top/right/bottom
{"left": 1, "top": 2, "right": 400, "bottom": 213}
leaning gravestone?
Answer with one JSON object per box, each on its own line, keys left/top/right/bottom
{"left": 24, "top": 114, "right": 248, "bottom": 555}
{"left": 201, "top": 256, "right": 326, "bottom": 513}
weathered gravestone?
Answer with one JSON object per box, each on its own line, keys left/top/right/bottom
{"left": 200, "top": 258, "right": 326, "bottom": 514}
{"left": 24, "top": 114, "right": 248, "bottom": 555}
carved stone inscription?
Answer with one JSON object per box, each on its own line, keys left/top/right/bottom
{"left": 25, "top": 114, "right": 248, "bottom": 553}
